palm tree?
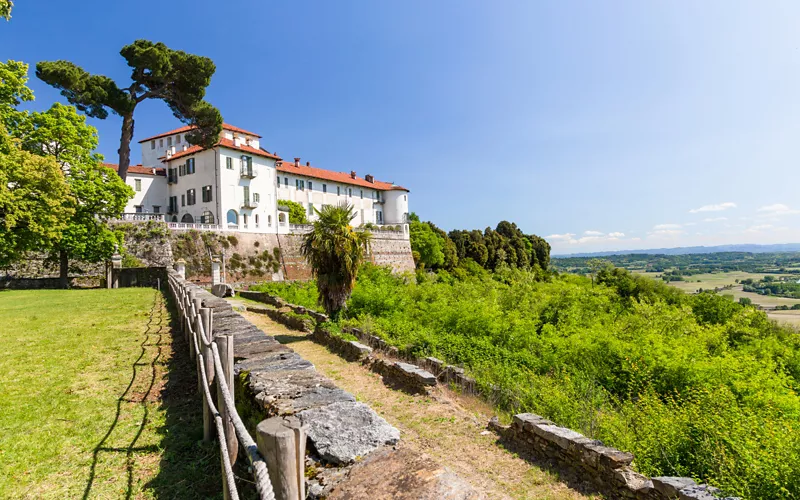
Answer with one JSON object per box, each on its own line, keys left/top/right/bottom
{"left": 301, "top": 203, "right": 371, "bottom": 318}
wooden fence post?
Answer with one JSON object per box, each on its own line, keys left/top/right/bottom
{"left": 256, "top": 416, "right": 307, "bottom": 500}
{"left": 216, "top": 334, "right": 238, "bottom": 500}
{"left": 200, "top": 306, "right": 215, "bottom": 442}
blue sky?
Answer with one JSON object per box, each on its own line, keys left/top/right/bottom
{"left": 3, "top": 1, "right": 800, "bottom": 254}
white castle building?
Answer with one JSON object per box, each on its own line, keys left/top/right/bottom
{"left": 112, "top": 123, "right": 410, "bottom": 234}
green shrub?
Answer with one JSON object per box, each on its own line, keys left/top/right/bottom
{"left": 254, "top": 264, "right": 800, "bottom": 498}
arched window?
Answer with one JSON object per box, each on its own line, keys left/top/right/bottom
{"left": 181, "top": 213, "right": 194, "bottom": 223}
{"left": 226, "top": 209, "right": 238, "bottom": 226}
{"left": 268, "top": 215, "right": 272, "bottom": 227}
{"left": 278, "top": 213, "right": 286, "bottom": 225}
{"left": 255, "top": 214, "right": 260, "bottom": 228}
{"left": 171, "top": 216, "right": 178, "bottom": 222}
{"left": 201, "top": 211, "right": 214, "bottom": 224}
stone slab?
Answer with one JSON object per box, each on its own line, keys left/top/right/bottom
{"left": 324, "top": 447, "right": 482, "bottom": 500}
{"left": 652, "top": 477, "right": 697, "bottom": 498}
{"left": 395, "top": 362, "right": 437, "bottom": 386}
{"left": 299, "top": 401, "right": 400, "bottom": 465}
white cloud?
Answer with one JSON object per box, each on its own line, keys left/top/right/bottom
{"left": 689, "top": 202, "right": 737, "bottom": 213}
{"left": 545, "top": 233, "right": 576, "bottom": 242}
{"left": 546, "top": 230, "right": 628, "bottom": 246}
{"left": 702, "top": 217, "right": 727, "bottom": 222}
{"left": 745, "top": 224, "right": 775, "bottom": 233}
{"left": 649, "top": 229, "right": 683, "bottom": 237}
{"left": 757, "top": 204, "right": 800, "bottom": 216}
{"left": 653, "top": 223, "right": 682, "bottom": 230}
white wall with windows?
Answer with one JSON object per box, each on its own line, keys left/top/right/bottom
{"left": 131, "top": 124, "right": 409, "bottom": 233}
{"left": 125, "top": 171, "right": 169, "bottom": 214}
{"left": 164, "top": 149, "right": 218, "bottom": 224}
{"left": 275, "top": 175, "right": 395, "bottom": 226}
{"left": 218, "top": 148, "right": 276, "bottom": 232}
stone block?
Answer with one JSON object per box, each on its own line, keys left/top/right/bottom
{"left": 652, "top": 477, "right": 697, "bottom": 498}
{"left": 299, "top": 401, "right": 400, "bottom": 465}
{"left": 347, "top": 341, "right": 373, "bottom": 360}
{"left": 395, "top": 362, "right": 437, "bottom": 386}
{"left": 612, "top": 467, "right": 652, "bottom": 494}
{"left": 271, "top": 387, "right": 357, "bottom": 415}
{"left": 585, "top": 444, "right": 635, "bottom": 469}
{"left": 678, "top": 484, "right": 736, "bottom": 500}
{"left": 512, "top": 413, "right": 550, "bottom": 431}
{"left": 211, "top": 283, "right": 234, "bottom": 297}
{"left": 530, "top": 424, "right": 587, "bottom": 450}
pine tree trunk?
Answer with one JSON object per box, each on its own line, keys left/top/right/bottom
{"left": 59, "top": 250, "right": 69, "bottom": 289}
{"left": 117, "top": 112, "right": 135, "bottom": 182}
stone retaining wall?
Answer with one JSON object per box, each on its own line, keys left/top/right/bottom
{"left": 246, "top": 305, "right": 316, "bottom": 333}
{"left": 490, "top": 415, "right": 737, "bottom": 500}
{"left": 238, "top": 290, "right": 328, "bottom": 323}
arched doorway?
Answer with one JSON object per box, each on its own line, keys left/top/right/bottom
{"left": 181, "top": 213, "right": 194, "bottom": 223}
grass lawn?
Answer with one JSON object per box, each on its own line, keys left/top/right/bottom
{"left": 0, "top": 288, "right": 225, "bottom": 499}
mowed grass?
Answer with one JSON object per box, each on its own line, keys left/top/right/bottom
{"left": 0, "top": 288, "right": 223, "bottom": 499}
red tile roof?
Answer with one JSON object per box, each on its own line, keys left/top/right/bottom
{"left": 103, "top": 163, "right": 166, "bottom": 176}
{"left": 161, "top": 138, "right": 281, "bottom": 162}
{"left": 276, "top": 161, "right": 408, "bottom": 192}
{"left": 137, "top": 123, "right": 262, "bottom": 143}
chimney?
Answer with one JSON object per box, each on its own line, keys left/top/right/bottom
{"left": 182, "top": 145, "right": 187, "bottom": 151}
{"left": 294, "top": 157, "right": 300, "bottom": 167}
{"left": 306, "top": 161, "right": 310, "bottom": 166}
{"left": 365, "top": 174, "right": 374, "bottom": 183}
{"left": 350, "top": 170, "right": 356, "bottom": 179}
{"left": 170, "top": 146, "right": 176, "bottom": 155}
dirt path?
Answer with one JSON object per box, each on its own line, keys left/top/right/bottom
{"left": 241, "top": 310, "right": 591, "bottom": 500}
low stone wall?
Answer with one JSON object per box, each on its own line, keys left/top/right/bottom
{"left": 238, "top": 290, "right": 329, "bottom": 323}
{"left": 311, "top": 325, "right": 437, "bottom": 394}
{"left": 247, "top": 305, "right": 315, "bottom": 333}
{"left": 0, "top": 276, "right": 101, "bottom": 289}
{"left": 491, "top": 414, "right": 736, "bottom": 500}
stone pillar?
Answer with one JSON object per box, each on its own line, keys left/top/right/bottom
{"left": 174, "top": 258, "right": 186, "bottom": 279}
{"left": 110, "top": 251, "right": 122, "bottom": 289}
{"left": 211, "top": 257, "right": 221, "bottom": 286}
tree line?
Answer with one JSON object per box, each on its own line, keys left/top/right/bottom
{"left": 409, "top": 214, "right": 551, "bottom": 272}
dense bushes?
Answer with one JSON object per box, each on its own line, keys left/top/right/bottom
{"left": 253, "top": 265, "right": 800, "bottom": 498}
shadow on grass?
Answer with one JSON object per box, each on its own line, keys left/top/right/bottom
{"left": 272, "top": 333, "right": 310, "bottom": 345}
{"left": 82, "top": 290, "right": 165, "bottom": 500}
{"left": 146, "top": 290, "right": 258, "bottom": 499}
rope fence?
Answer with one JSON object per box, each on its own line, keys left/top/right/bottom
{"left": 167, "top": 273, "right": 290, "bottom": 500}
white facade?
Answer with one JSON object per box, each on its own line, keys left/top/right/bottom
{"left": 123, "top": 124, "right": 409, "bottom": 234}
{"left": 123, "top": 168, "right": 169, "bottom": 214}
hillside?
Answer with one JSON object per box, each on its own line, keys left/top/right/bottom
{"left": 252, "top": 263, "right": 800, "bottom": 499}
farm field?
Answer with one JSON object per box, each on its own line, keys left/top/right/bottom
{"left": 634, "top": 270, "right": 800, "bottom": 324}
{"left": 0, "top": 288, "right": 222, "bottom": 499}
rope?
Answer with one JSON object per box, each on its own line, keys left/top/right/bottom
{"left": 168, "top": 275, "right": 276, "bottom": 500}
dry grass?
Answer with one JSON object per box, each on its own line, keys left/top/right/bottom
{"left": 242, "top": 309, "right": 592, "bottom": 500}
